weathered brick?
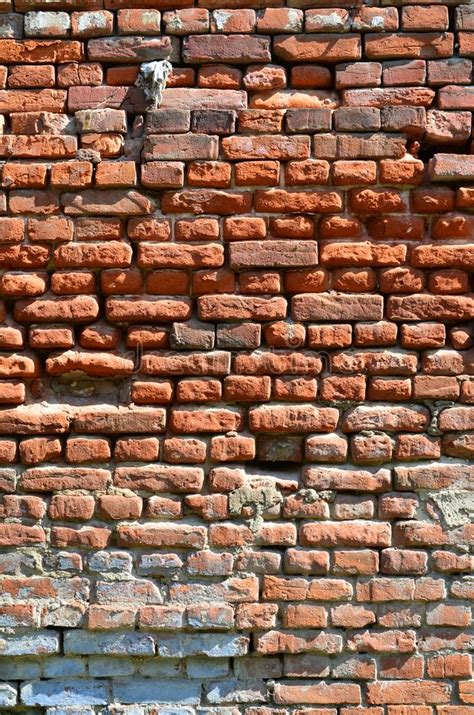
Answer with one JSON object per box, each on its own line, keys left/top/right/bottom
{"left": 183, "top": 34, "right": 270, "bottom": 64}
{"left": 249, "top": 405, "right": 338, "bottom": 434}
{"left": 274, "top": 34, "right": 361, "bottom": 62}
{"left": 274, "top": 681, "right": 361, "bottom": 704}
{"left": 222, "top": 135, "right": 309, "bottom": 160}
{"left": 0, "top": 1, "right": 470, "bottom": 705}
{"left": 292, "top": 294, "right": 383, "bottom": 321}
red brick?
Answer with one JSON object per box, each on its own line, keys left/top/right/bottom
{"left": 274, "top": 34, "right": 361, "bottom": 63}
{"left": 97, "top": 495, "right": 142, "bottom": 520}
{"left": 274, "top": 682, "right": 361, "bottom": 705}
{"left": 365, "top": 32, "right": 453, "bottom": 60}
{"left": 118, "top": 524, "right": 206, "bottom": 549}
{"left": 183, "top": 32, "right": 269, "bottom": 62}
{"left": 367, "top": 681, "right": 450, "bottom": 705}
{"left": 48, "top": 495, "right": 95, "bottom": 521}
{"left": 2, "top": 164, "right": 47, "bottom": 190}
{"left": 301, "top": 521, "right": 391, "bottom": 548}
{"left": 51, "top": 526, "right": 111, "bottom": 549}
{"left": 58, "top": 62, "right": 103, "bottom": 87}
{"left": 0, "top": 523, "right": 45, "bottom": 546}
{"left": 88, "top": 605, "right": 136, "bottom": 631}
{"left": 65, "top": 437, "right": 111, "bottom": 464}
{"left": 198, "top": 64, "right": 242, "bottom": 90}
{"left": 162, "top": 189, "right": 252, "bottom": 215}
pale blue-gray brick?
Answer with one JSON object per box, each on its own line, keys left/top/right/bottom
{"left": 0, "top": 683, "right": 17, "bottom": 708}
{"left": 88, "top": 656, "right": 135, "bottom": 677}
{"left": 42, "top": 657, "right": 86, "bottom": 678}
{"left": 186, "top": 657, "right": 230, "bottom": 678}
{"left": 0, "top": 632, "right": 59, "bottom": 656}
{"left": 95, "top": 579, "right": 162, "bottom": 605}
{"left": 138, "top": 552, "right": 183, "bottom": 576}
{"left": 205, "top": 679, "right": 267, "bottom": 703}
{"left": 112, "top": 679, "right": 200, "bottom": 705}
{"left": 64, "top": 631, "right": 155, "bottom": 656}
{"left": 138, "top": 657, "right": 182, "bottom": 677}
{"left": 157, "top": 634, "right": 249, "bottom": 658}
{"left": 87, "top": 550, "right": 133, "bottom": 573}
{"left": 21, "top": 679, "right": 108, "bottom": 707}
{"left": 0, "top": 658, "right": 41, "bottom": 680}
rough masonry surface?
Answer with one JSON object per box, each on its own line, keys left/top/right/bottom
{"left": 0, "top": 0, "right": 472, "bottom": 713}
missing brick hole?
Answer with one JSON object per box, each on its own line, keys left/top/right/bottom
{"left": 253, "top": 445, "right": 304, "bottom": 466}
{"left": 52, "top": 376, "right": 118, "bottom": 398}
{"left": 417, "top": 139, "right": 472, "bottom": 164}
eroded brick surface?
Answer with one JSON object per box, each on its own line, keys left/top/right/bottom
{"left": 0, "top": 1, "right": 472, "bottom": 713}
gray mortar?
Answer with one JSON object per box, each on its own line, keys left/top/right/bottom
{"left": 298, "top": 488, "right": 336, "bottom": 503}
{"left": 428, "top": 489, "right": 474, "bottom": 528}
{"left": 229, "top": 483, "right": 283, "bottom": 533}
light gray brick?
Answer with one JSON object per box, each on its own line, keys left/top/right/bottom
{"left": 186, "top": 603, "right": 234, "bottom": 630}
{"left": 64, "top": 631, "right": 155, "bottom": 656}
{"left": 42, "top": 602, "right": 86, "bottom": 628}
{"left": 95, "top": 579, "right": 162, "bottom": 605}
{"left": 205, "top": 679, "right": 267, "bottom": 704}
{"left": 0, "top": 632, "right": 59, "bottom": 656}
{"left": 138, "top": 657, "right": 182, "bottom": 678}
{"left": 89, "top": 656, "right": 135, "bottom": 677}
{"left": 0, "top": 551, "right": 38, "bottom": 574}
{"left": 42, "top": 657, "right": 86, "bottom": 678}
{"left": 0, "top": 683, "right": 17, "bottom": 708}
{"left": 24, "top": 11, "right": 70, "bottom": 36}
{"left": 112, "top": 679, "right": 200, "bottom": 705}
{"left": 138, "top": 553, "right": 183, "bottom": 576}
{"left": 168, "top": 577, "right": 257, "bottom": 605}
{"left": 186, "top": 657, "right": 230, "bottom": 679}
{"left": 87, "top": 550, "right": 133, "bottom": 573}
{"left": 0, "top": 658, "right": 41, "bottom": 680}
{"left": 21, "top": 679, "right": 108, "bottom": 707}
{"left": 157, "top": 634, "right": 249, "bottom": 658}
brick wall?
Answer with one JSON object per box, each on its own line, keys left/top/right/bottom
{"left": 0, "top": 0, "right": 472, "bottom": 712}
